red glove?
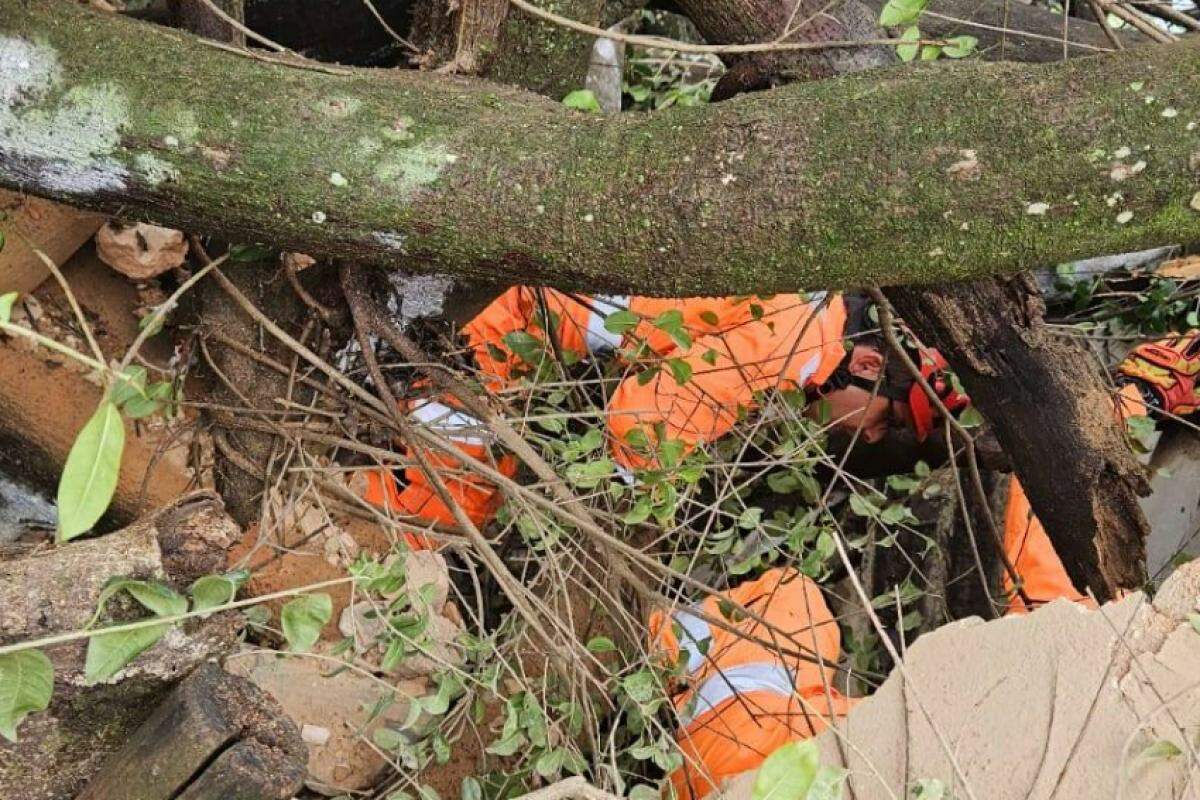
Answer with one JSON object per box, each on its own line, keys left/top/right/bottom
{"left": 1117, "top": 331, "right": 1200, "bottom": 417}
{"left": 908, "top": 348, "right": 971, "bottom": 441}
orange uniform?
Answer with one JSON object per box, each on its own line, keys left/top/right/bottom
{"left": 364, "top": 289, "right": 849, "bottom": 531}
{"left": 649, "top": 569, "right": 853, "bottom": 800}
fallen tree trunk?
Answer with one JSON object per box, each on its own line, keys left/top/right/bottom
{"left": 2, "top": 0, "right": 1199, "bottom": 295}
{"left": 888, "top": 276, "right": 1150, "bottom": 598}
{"left": 0, "top": 493, "right": 240, "bottom": 800}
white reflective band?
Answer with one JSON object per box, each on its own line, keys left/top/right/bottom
{"left": 673, "top": 608, "right": 713, "bottom": 675}
{"left": 409, "top": 400, "right": 488, "bottom": 445}
{"left": 796, "top": 352, "right": 822, "bottom": 386}
{"left": 679, "top": 662, "right": 795, "bottom": 729}
{"left": 808, "top": 290, "right": 828, "bottom": 306}
{"left": 585, "top": 294, "right": 630, "bottom": 354}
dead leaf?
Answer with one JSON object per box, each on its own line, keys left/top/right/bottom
{"left": 1159, "top": 255, "right": 1200, "bottom": 279}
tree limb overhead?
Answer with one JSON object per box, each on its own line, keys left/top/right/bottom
{"left": 1, "top": 0, "right": 1198, "bottom": 294}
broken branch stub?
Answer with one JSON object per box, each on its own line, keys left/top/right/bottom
{"left": 0, "top": 493, "right": 240, "bottom": 800}
{"left": 77, "top": 663, "right": 305, "bottom": 800}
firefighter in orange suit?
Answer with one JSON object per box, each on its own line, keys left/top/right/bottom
{"left": 360, "top": 287, "right": 1200, "bottom": 797}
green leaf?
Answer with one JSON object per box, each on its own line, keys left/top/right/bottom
{"left": 461, "top": 777, "right": 483, "bottom": 800}
{"left": 1188, "top": 612, "right": 1200, "bottom": 634}
{"left": 897, "top": 25, "right": 921, "bottom": 61}
{"left": 190, "top": 571, "right": 248, "bottom": 615}
{"left": 122, "top": 382, "right": 174, "bottom": 420}
{"left": 110, "top": 367, "right": 151, "bottom": 411}
{"left": 0, "top": 650, "right": 54, "bottom": 742}
{"left": 586, "top": 636, "right": 616, "bottom": 653}
{"left": 666, "top": 357, "right": 693, "bottom": 385}
{"left": 604, "top": 309, "right": 640, "bottom": 335}
{"left": 228, "top": 243, "right": 274, "bottom": 262}
{"left": 699, "top": 310, "right": 720, "bottom": 326}
{"left": 1140, "top": 739, "right": 1183, "bottom": 761}
{"left": 562, "top": 89, "right": 602, "bottom": 113}
{"left": 920, "top": 44, "right": 942, "bottom": 60}
{"left": 0, "top": 292, "right": 17, "bottom": 325}
{"left": 57, "top": 401, "right": 126, "bottom": 541}
{"left": 85, "top": 623, "right": 170, "bottom": 685}
{"left": 622, "top": 496, "right": 653, "bottom": 525}
{"left": 92, "top": 578, "right": 187, "bottom": 621}
{"left": 502, "top": 331, "right": 545, "bottom": 366}
{"left": 880, "top": 0, "right": 927, "bottom": 26}
{"left": 943, "top": 35, "right": 978, "bottom": 58}
{"left": 281, "top": 593, "right": 332, "bottom": 652}
{"left": 752, "top": 740, "right": 820, "bottom": 800}
{"left": 0, "top": 231, "right": 5, "bottom": 255}
{"left": 622, "top": 669, "right": 657, "bottom": 704}
{"left": 958, "top": 405, "right": 984, "bottom": 429}
{"left": 848, "top": 493, "right": 879, "bottom": 517}
{"left": 807, "top": 765, "right": 849, "bottom": 799}
{"left": 629, "top": 786, "right": 659, "bottom": 800}
{"left": 535, "top": 747, "right": 566, "bottom": 777}
{"left": 738, "top": 506, "right": 763, "bottom": 530}
{"left": 485, "top": 732, "right": 526, "bottom": 756}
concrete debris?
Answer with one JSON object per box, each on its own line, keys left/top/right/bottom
{"left": 719, "top": 557, "right": 1200, "bottom": 800}
{"left": 337, "top": 549, "right": 464, "bottom": 679}
{"left": 225, "top": 647, "right": 433, "bottom": 796}
{"left": 95, "top": 221, "right": 188, "bottom": 279}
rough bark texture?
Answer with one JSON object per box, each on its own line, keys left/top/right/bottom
{"left": 672, "top": 0, "right": 894, "bottom": 99}
{"left": 0, "top": 493, "right": 240, "bottom": 800}
{"left": 410, "top": 0, "right": 606, "bottom": 97}
{"left": 197, "top": 259, "right": 310, "bottom": 525}
{"left": 3, "top": 1, "right": 1200, "bottom": 295}
{"left": 169, "top": 0, "right": 245, "bottom": 46}
{"left": 888, "top": 276, "right": 1151, "bottom": 598}
{"left": 78, "top": 663, "right": 305, "bottom": 800}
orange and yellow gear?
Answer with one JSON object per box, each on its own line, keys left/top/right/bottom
{"left": 1117, "top": 330, "right": 1200, "bottom": 416}
{"left": 649, "top": 568, "right": 853, "bottom": 800}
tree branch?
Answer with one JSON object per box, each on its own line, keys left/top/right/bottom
{"left": 2, "top": 0, "right": 1199, "bottom": 295}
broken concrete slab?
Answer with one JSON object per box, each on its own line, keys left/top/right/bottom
{"left": 1142, "top": 427, "right": 1200, "bottom": 584}
{"left": 719, "top": 558, "right": 1200, "bottom": 800}
{"left": 225, "top": 646, "right": 433, "bottom": 796}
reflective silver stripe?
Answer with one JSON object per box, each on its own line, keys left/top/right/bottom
{"left": 409, "top": 400, "right": 488, "bottom": 445}
{"left": 796, "top": 352, "right": 822, "bottom": 386}
{"left": 673, "top": 608, "right": 713, "bottom": 675}
{"left": 585, "top": 294, "right": 630, "bottom": 354}
{"left": 679, "top": 662, "right": 795, "bottom": 729}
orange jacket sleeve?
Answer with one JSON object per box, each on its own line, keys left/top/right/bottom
{"left": 608, "top": 294, "right": 847, "bottom": 470}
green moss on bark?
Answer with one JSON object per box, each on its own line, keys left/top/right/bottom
{"left": 2, "top": 0, "right": 1200, "bottom": 295}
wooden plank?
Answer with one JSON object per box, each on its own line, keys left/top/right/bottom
{"left": 0, "top": 188, "right": 103, "bottom": 295}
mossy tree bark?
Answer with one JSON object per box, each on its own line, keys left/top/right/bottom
{"left": 2, "top": 0, "right": 1200, "bottom": 296}
{"left": 677, "top": 0, "right": 1157, "bottom": 597}
{"left": 888, "top": 278, "right": 1151, "bottom": 598}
